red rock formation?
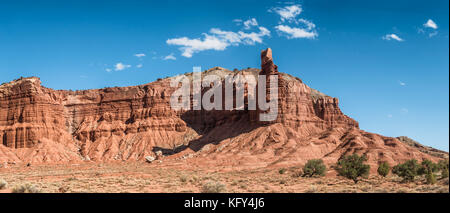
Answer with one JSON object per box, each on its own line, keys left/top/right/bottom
{"left": 260, "top": 48, "right": 278, "bottom": 75}
{"left": 0, "top": 48, "right": 446, "bottom": 172}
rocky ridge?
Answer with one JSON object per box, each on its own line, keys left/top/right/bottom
{"left": 0, "top": 48, "right": 446, "bottom": 172}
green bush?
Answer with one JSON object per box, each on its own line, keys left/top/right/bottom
{"left": 392, "top": 159, "right": 421, "bottom": 182}
{"left": 438, "top": 159, "right": 449, "bottom": 170}
{"left": 425, "top": 170, "right": 437, "bottom": 185}
{"left": 335, "top": 154, "right": 370, "bottom": 183}
{"left": 302, "top": 159, "right": 327, "bottom": 177}
{"left": 377, "top": 162, "right": 390, "bottom": 177}
{"left": 278, "top": 168, "right": 287, "bottom": 174}
{"left": 419, "top": 159, "right": 439, "bottom": 175}
{"left": 442, "top": 168, "right": 449, "bottom": 179}
{"left": 438, "top": 159, "right": 449, "bottom": 178}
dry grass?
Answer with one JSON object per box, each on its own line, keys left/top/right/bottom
{"left": 11, "top": 183, "right": 42, "bottom": 193}
{"left": 201, "top": 181, "right": 226, "bottom": 193}
{"left": 0, "top": 179, "right": 7, "bottom": 189}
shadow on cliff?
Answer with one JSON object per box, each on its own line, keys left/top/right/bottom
{"left": 152, "top": 111, "right": 261, "bottom": 156}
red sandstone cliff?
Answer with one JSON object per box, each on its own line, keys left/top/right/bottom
{"left": 0, "top": 48, "right": 446, "bottom": 171}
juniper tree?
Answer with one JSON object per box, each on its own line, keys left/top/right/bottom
{"left": 335, "top": 154, "right": 370, "bottom": 184}
{"left": 302, "top": 159, "right": 327, "bottom": 177}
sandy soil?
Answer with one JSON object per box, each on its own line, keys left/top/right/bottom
{"left": 0, "top": 162, "right": 449, "bottom": 193}
{"left": 0, "top": 161, "right": 448, "bottom": 193}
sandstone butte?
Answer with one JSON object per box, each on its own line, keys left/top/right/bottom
{"left": 0, "top": 48, "right": 447, "bottom": 173}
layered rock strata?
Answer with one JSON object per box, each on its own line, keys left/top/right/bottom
{"left": 0, "top": 48, "right": 445, "bottom": 171}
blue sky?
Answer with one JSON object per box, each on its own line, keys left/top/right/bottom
{"left": 1, "top": 0, "right": 448, "bottom": 150}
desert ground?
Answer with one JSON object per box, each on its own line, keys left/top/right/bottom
{"left": 0, "top": 161, "right": 448, "bottom": 193}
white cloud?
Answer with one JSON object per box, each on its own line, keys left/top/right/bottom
{"left": 275, "top": 25, "right": 317, "bottom": 39}
{"left": 105, "top": 68, "right": 112, "bottom": 72}
{"left": 136, "top": 64, "right": 143, "bottom": 68}
{"left": 424, "top": 19, "right": 438, "bottom": 29}
{"left": 239, "top": 27, "right": 271, "bottom": 44}
{"left": 163, "top": 53, "right": 177, "bottom": 60}
{"left": 399, "top": 81, "right": 406, "bottom": 86}
{"left": 167, "top": 34, "right": 228, "bottom": 58}
{"left": 210, "top": 28, "right": 242, "bottom": 44}
{"left": 243, "top": 18, "right": 258, "bottom": 29}
{"left": 270, "top": 4, "right": 302, "bottom": 23}
{"left": 134, "top": 53, "right": 146, "bottom": 58}
{"left": 270, "top": 4, "right": 318, "bottom": 40}
{"left": 114, "top": 62, "right": 131, "bottom": 71}
{"left": 167, "top": 27, "right": 270, "bottom": 58}
{"left": 418, "top": 19, "right": 438, "bottom": 38}
{"left": 382, "top": 34, "right": 404, "bottom": 42}
{"left": 298, "top": 19, "right": 316, "bottom": 29}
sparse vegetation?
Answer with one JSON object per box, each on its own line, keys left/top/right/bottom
{"left": 12, "top": 183, "right": 42, "bottom": 193}
{"left": 425, "top": 170, "right": 437, "bottom": 185}
{"left": 417, "top": 159, "right": 439, "bottom": 185}
{"left": 438, "top": 159, "right": 449, "bottom": 170}
{"left": 0, "top": 162, "right": 448, "bottom": 193}
{"left": 335, "top": 154, "right": 370, "bottom": 183}
{"left": 392, "top": 159, "right": 421, "bottom": 182}
{"left": 201, "top": 181, "right": 226, "bottom": 193}
{"left": 179, "top": 175, "right": 188, "bottom": 183}
{"left": 291, "top": 170, "right": 303, "bottom": 178}
{"left": 377, "top": 162, "right": 391, "bottom": 177}
{"left": 0, "top": 179, "right": 7, "bottom": 189}
{"left": 438, "top": 159, "right": 449, "bottom": 179}
{"left": 278, "top": 168, "right": 286, "bottom": 174}
{"left": 58, "top": 185, "right": 70, "bottom": 193}
{"left": 441, "top": 169, "right": 449, "bottom": 179}
{"left": 302, "top": 159, "right": 326, "bottom": 177}
{"left": 419, "top": 159, "right": 439, "bottom": 175}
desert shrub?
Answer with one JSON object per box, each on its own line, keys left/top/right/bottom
{"left": 377, "top": 162, "right": 391, "bottom": 177}
{"left": 278, "top": 168, "right": 286, "bottom": 174}
{"left": 335, "top": 154, "right": 370, "bottom": 183}
{"left": 438, "top": 160, "right": 449, "bottom": 178}
{"left": 438, "top": 159, "right": 449, "bottom": 170}
{"left": 392, "top": 159, "right": 421, "bottom": 182}
{"left": 442, "top": 168, "right": 449, "bottom": 179}
{"left": 201, "top": 181, "right": 226, "bottom": 193}
{"left": 0, "top": 179, "right": 7, "bottom": 189}
{"left": 419, "top": 159, "right": 439, "bottom": 175}
{"left": 58, "top": 185, "right": 70, "bottom": 193}
{"left": 302, "top": 159, "right": 326, "bottom": 177}
{"left": 180, "top": 175, "right": 188, "bottom": 183}
{"left": 12, "top": 183, "right": 42, "bottom": 193}
{"left": 425, "top": 170, "right": 437, "bottom": 185}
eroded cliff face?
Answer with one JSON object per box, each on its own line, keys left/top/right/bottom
{"left": 0, "top": 77, "right": 80, "bottom": 163}
{"left": 0, "top": 48, "right": 444, "bottom": 170}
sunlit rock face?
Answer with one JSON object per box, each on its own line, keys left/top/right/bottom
{"left": 0, "top": 49, "right": 444, "bottom": 172}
